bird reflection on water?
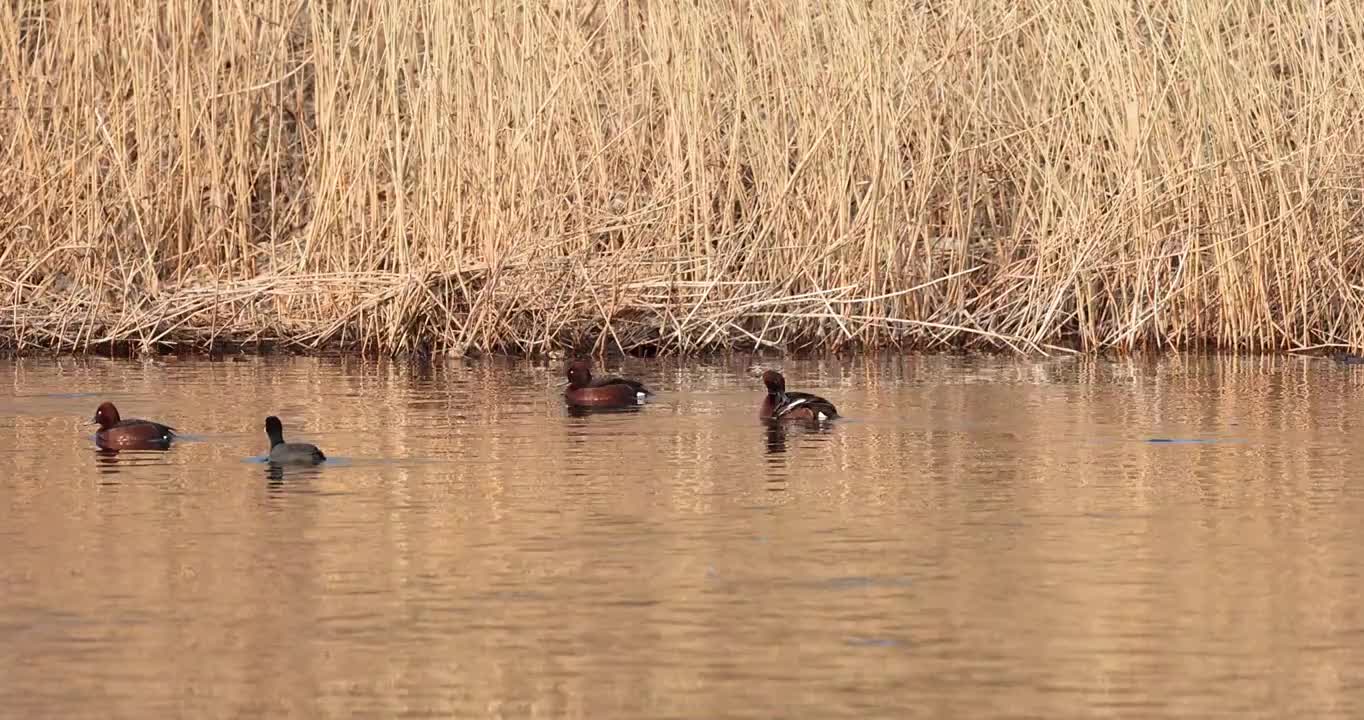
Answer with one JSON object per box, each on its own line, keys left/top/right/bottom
{"left": 264, "top": 461, "right": 326, "bottom": 492}
{"left": 92, "top": 447, "right": 173, "bottom": 479}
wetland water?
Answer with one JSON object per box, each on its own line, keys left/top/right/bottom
{"left": 2, "top": 354, "right": 1364, "bottom": 718}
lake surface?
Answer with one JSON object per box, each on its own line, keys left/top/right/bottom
{"left": 2, "top": 353, "right": 1363, "bottom": 718}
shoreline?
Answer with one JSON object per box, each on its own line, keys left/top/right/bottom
{"left": 0, "top": 328, "right": 1355, "bottom": 361}
{"left": 5, "top": 265, "right": 1358, "bottom": 359}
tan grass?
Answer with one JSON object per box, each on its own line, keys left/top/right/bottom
{"left": 2, "top": 0, "right": 1364, "bottom": 356}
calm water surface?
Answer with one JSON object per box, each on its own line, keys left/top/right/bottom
{"left": 2, "top": 354, "right": 1364, "bottom": 718}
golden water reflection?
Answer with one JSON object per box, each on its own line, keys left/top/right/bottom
{"left": 1, "top": 354, "right": 1363, "bottom": 717}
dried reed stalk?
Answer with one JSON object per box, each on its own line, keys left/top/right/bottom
{"left": 2, "top": 0, "right": 1363, "bottom": 356}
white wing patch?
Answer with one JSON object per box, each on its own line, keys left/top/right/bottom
{"left": 775, "top": 395, "right": 834, "bottom": 421}
{"left": 775, "top": 397, "right": 813, "bottom": 416}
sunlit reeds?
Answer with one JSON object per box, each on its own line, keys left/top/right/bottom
{"left": 2, "top": 0, "right": 1362, "bottom": 355}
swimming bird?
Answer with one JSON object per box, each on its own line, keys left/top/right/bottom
{"left": 92, "top": 402, "right": 176, "bottom": 450}
{"left": 756, "top": 369, "right": 839, "bottom": 422}
{"left": 564, "top": 359, "right": 651, "bottom": 408}
{"left": 264, "top": 416, "right": 326, "bottom": 465}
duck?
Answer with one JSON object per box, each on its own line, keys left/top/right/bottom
{"left": 92, "top": 402, "right": 176, "bottom": 450}
{"left": 564, "top": 360, "right": 651, "bottom": 408}
{"left": 757, "top": 369, "right": 839, "bottom": 422}
{"left": 264, "top": 416, "right": 326, "bottom": 465}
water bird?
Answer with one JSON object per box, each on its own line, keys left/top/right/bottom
{"left": 1331, "top": 352, "right": 1364, "bottom": 365}
{"left": 755, "top": 368, "right": 839, "bottom": 422}
{"left": 264, "top": 416, "right": 326, "bottom": 465}
{"left": 563, "top": 359, "right": 651, "bottom": 408}
{"left": 92, "top": 401, "right": 176, "bottom": 450}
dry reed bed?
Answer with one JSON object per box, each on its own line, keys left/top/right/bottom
{"left": 2, "top": 0, "right": 1364, "bottom": 355}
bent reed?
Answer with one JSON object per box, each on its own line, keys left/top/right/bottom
{"left": 3, "top": 0, "right": 1363, "bottom": 356}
